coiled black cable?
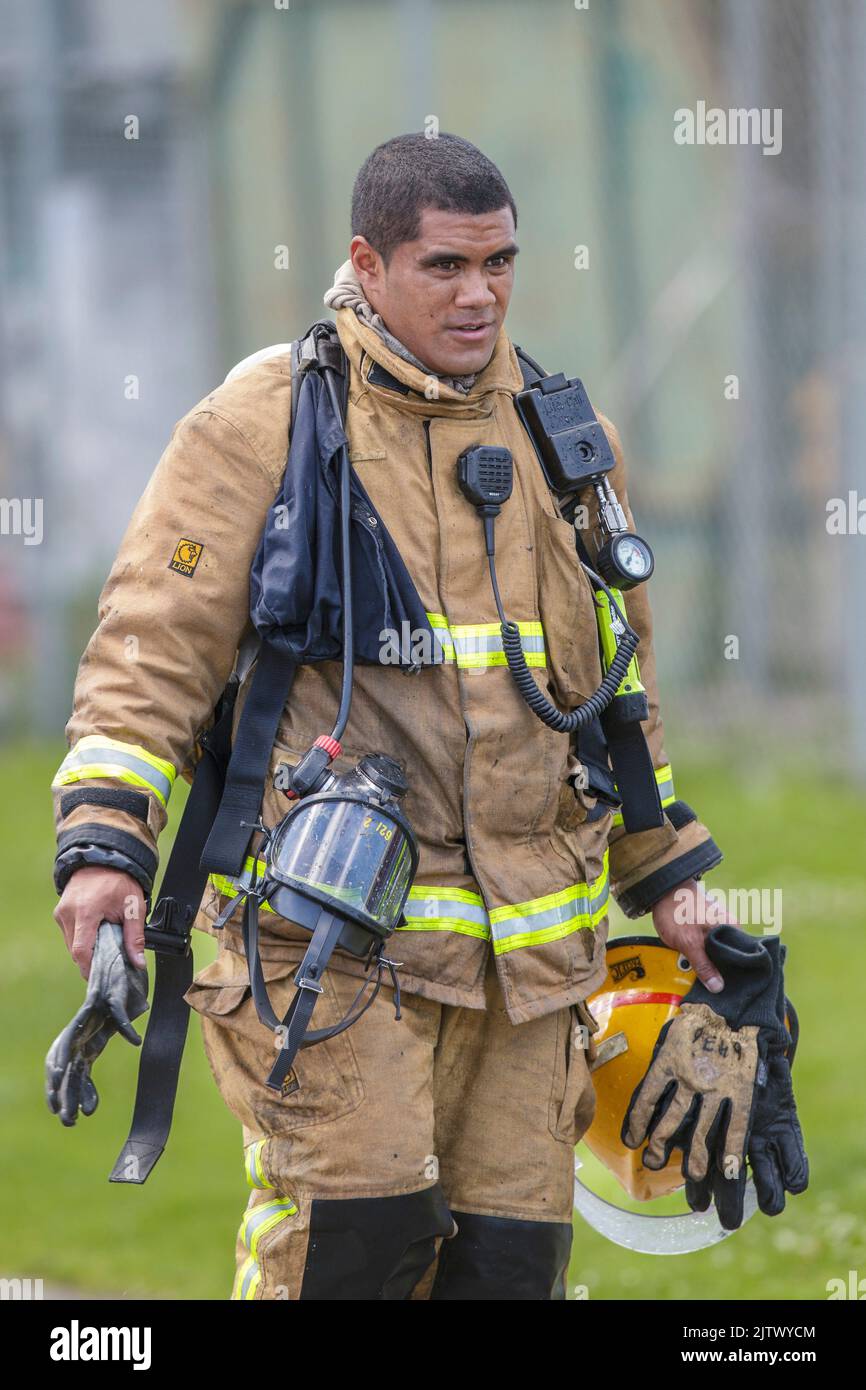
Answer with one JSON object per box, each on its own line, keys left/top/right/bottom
{"left": 489, "top": 554, "right": 639, "bottom": 733}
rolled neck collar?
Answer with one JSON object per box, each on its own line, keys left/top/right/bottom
{"left": 324, "top": 258, "right": 523, "bottom": 405}
{"left": 333, "top": 305, "right": 524, "bottom": 414}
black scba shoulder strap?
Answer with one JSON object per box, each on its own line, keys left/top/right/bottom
{"left": 199, "top": 321, "right": 360, "bottom": 881}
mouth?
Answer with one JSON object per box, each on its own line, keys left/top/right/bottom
{"left": 446, "top": 322, "right": 495, "bottom": 343}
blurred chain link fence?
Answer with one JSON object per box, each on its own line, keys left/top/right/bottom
{"left": 1, "top": 0, "right": 863, "bottom": 776}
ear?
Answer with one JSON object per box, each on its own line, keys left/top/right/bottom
{"left": 350, "top": 235, "right": 384, "bottom": 296}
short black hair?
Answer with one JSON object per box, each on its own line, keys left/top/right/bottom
{"left": 351, "top": 132, "right": 517, "bottom": 265}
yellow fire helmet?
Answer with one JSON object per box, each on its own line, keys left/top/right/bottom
{"left": 573, "top": 936, "right": 760, "bottom": 1255}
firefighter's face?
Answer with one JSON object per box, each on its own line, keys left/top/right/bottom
{"left": 350, "top": 205, "right": 517, "bottom": 378}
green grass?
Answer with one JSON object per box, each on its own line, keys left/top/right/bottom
{"left": 1, "top": 743, "right": 863, "bottom": 1299}
{"left": 0, "top": 744, "right": 239, "bottom": 1299}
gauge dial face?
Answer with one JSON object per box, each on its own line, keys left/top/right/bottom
{"left": 615, "top": 536, "right": 651, "bottom": 579}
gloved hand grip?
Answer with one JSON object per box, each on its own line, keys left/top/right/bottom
{"left": 46, "top": 921, "right": 149, "bottom": 1127}
{"left": 684, "top": 925, "right": 781, "bottom": 1033}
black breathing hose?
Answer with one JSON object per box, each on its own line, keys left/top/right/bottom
{"left": 488, "top": 552, "right": 639, "bottom": 733}
{"left": 324, "top": 368, "right": 354, "bottom": 745}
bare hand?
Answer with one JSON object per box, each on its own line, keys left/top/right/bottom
{"left": 53, "top": 867, "right": 146, "bottom": 979}
{"left": 651, "top": 878, "right": 736, "bottom": 994}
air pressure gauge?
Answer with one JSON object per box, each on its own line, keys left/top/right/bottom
{"left": 595, "top": 533, "right": 655, "bottom": 590}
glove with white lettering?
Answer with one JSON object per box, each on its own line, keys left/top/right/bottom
{"left": 621, "top": 926, "right": 791, "bottom": 1230}
{"left": 46, "top": 920, "right": 149, "bottom": 1126}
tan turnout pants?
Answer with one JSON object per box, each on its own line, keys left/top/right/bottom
{"left": 186, "top": 944, "right": 599, "bottom": 1300}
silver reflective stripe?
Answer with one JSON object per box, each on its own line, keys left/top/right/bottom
{"left": 233, "top": 1256, "right": 260, "bottom": 1301}
{"left": 492, "top": 883, "right": 609, "bottom": 945}
{"left": 451, "top": 629, "right": 545, "bottom": 664}
{"left": 240, "top": 1197, "right": 298, "bottom": 1261}
{"left": 657, "top": 772, "right": 675, "bottom": 803}
{"left": 490, "top": 858, "right": 610, "bottom": 954}
{"left": 245, "top": 1140, "right": 274, "bottom": 1191}
{"left": 401, "top": 888, "right": 491, "bottom": 940}
{"left": 426, "top": 613, "right": 546, "bottom": 669}
{"left": 427, "top": 615, "right": 455, "bottom": 661}
{"left": 400, "top": 869, "right": 610, "bottom": 950}
{"left": 52, "top": 737, "right": 174, "bottom": 806}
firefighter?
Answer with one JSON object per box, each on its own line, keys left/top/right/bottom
{"left": 51, "top": 132, "right": 728, "bottom": 1300}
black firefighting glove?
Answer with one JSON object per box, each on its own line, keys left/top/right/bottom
{"left": 46, "top": 920, "right": 149, "bottom": 1126}
{"left": 684, "top": 936, "right": 808, "bottom": 1227}
{"left": 621, "top": 926, "right": 806, "bottom": 1230}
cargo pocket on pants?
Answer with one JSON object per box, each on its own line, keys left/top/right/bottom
{"left": 548, "top": 1004, "right": 597, "bottom": 1144}
{"left": 185, "top": 950, "right": 366, "bottom": 1132}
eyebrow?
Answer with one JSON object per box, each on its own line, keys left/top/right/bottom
{"left": 417, "top": 242, "right": 520, "bottom": 268}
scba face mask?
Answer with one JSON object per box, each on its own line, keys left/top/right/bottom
{"left": 215, "top": 752, "right": 419, "bottom": 1091}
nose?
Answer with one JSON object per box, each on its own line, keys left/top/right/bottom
{"left": 453, "top": 268, "right": 498, "bottom": 310}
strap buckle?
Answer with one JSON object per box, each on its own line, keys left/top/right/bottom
{"left": 295, "top": 974, "right": 325, "bottom": 995}
{"left": 297, "top": 332, "right": 320, "bottom": 370}
{"left": 297, "top": 323, "right": 345, "bottom": 376}
{"left": 144, "top": 897, "right": 193, "bottom": 956}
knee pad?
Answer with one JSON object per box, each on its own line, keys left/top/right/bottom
{"left": 430, "top": 1211, "right": 573, "bottom": 1301}
{"left": 299, "top": 1185, "right": 454, "bottom": 1300}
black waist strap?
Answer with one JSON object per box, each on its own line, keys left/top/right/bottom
{"left": 110, "top": 685, "right": 238, "bottom": 1184}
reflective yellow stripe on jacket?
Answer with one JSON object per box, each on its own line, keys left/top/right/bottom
{"left": 51, "top": 735, "right": 176, "bottom": 809}
{"left": 210, "top": 855, "right": 276, "bottom": 913}
{"left": 610, "top": 764, "right": 675, "bottom": 828}
{"left": 212, "top": 856, "right": 610, "bottom": 952}
{"left": 231, "top": 1196, "right": 299, "bottom": 1300}
{"left": 401, "top": 861, "right": 609, "bottom": 951}
{"left": 232, "top": 1256, "right": 262, "bottom": 1301}
{"left": 402, "top": 886, "right": 491, "bottom": 940}
{"left": 427, "top": 612, "right": 545, "bottom": 669}
{"left": 489, "top": 854, "right": 609, "bottom": 954}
